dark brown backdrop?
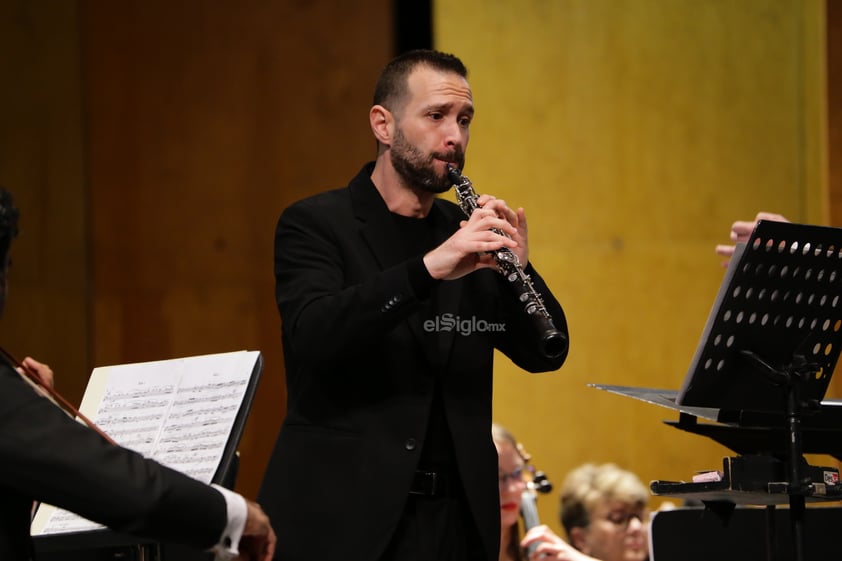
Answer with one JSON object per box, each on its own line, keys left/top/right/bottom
{"left": 85, "top": 0, "right": 395, "bottom": 498}
{"left": 0, "top": 0, "right": 392, "bottom": 499}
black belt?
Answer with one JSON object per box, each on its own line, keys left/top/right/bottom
{"left": 408, "top": 469, "right": 454, "bottom": 497}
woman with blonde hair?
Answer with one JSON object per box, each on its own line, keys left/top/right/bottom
{"left": 558, "top": 463, "right": 649, "bottom": 561}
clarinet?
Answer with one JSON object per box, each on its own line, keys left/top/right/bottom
{"left": 446, "top": 165, "right": 568, "bottom": 360}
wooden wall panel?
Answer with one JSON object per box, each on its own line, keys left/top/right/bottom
{"left": 0, "top": 2, "right": 89, "bottom": 407}
{"left": 82, "top": 0, "right": 392, "bottom": 498}
{"left": 829, "top": 2, "right": 842, "bottom": 225}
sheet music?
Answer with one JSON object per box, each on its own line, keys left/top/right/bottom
{"left": 30, "top": 350, "right": 259, "bottom": 536}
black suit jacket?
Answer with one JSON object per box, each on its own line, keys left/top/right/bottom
{"left": 0, "top": 361, "right": 228, "bottom": 561}
{"left": 258, "top": 163, "right": 568, "bottom": 561}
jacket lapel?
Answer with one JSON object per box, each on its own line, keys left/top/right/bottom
{"left": 429, "top": 200, "right": 463, "bottom": 370}
{"left": 349, "top": 165, "right": 406, "bottom": 271}
{"left": 347, "top": 167, "right": 463, "bottom": 370}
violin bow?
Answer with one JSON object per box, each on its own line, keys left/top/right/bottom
{"left": 0, "top": 346, "right": 117, "bottom": 445}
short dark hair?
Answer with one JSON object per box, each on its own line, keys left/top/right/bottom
{"left": 372, "top": 49, "right": 468, "bottom": 111}
{"left": 0, "top": 189, "right": 19, "bottom": 264}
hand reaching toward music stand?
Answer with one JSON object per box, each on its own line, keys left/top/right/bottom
{"left": 715, "top": 211, "right": 789, "bottom": 266}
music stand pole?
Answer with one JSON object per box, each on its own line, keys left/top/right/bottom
{"left": 743, "top": 349, "right": 811, "bottom": 561}
{"left": 765, "top": 505, "right": 776, "bottom": 561}
{"left": 786, "top": 370, "right": 807, "bottom": 561}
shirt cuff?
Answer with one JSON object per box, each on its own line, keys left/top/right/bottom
{"left": 211, "top": 484, "right": 247, "bottom": 560}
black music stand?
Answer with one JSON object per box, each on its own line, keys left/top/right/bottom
{"left": 649, "top": 506, "right": 842, "bottom": 561}
{"left": 677, "top": 220, "right": 842, "bottom": 414}
{"left": 594, "top": 220, "right": 842, "bottom": 561}
{"left": 32, "top": 352, "right": 264, "bottom": 561}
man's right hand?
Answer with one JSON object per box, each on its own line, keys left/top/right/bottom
{"left": 237, "top": 500, "right": 277, "bottom": 561}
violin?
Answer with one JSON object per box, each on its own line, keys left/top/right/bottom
{"left": 520, "top": 469, "right": 553, "bottom": 555}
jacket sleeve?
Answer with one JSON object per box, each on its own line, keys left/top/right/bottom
{"left": 274, "top": 198, "right": 434, "bottom": 370}
{"left": 0, "top": 365, "right": 227, "bottom": 550}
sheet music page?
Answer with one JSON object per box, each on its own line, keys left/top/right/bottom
{"left": 30, "top": 350, "right": 258, "bottom": 536}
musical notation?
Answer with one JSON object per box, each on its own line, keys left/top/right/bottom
{"left": 32, "top": 351, "right": 258, "bottom": 536}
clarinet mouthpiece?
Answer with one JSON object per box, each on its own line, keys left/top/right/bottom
{"left": 446, "top": 164, "right": 463, "bottom": 184}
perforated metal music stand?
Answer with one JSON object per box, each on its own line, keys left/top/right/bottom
{"left": 677, "top": 220, "right": 842, "bottom": 414}
{"left": 595, "top": 220, "right": 842, "bottom": 561}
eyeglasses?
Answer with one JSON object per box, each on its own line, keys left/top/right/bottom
{"left": 498, "top": 465, "right": 535, "bottom": 486}
{"left": 603, "top": 509, "right": 648, "bottom": 529}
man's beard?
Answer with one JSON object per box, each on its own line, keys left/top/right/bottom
{"left": 390, "top": 127, "right": 465, "bottom": 195}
